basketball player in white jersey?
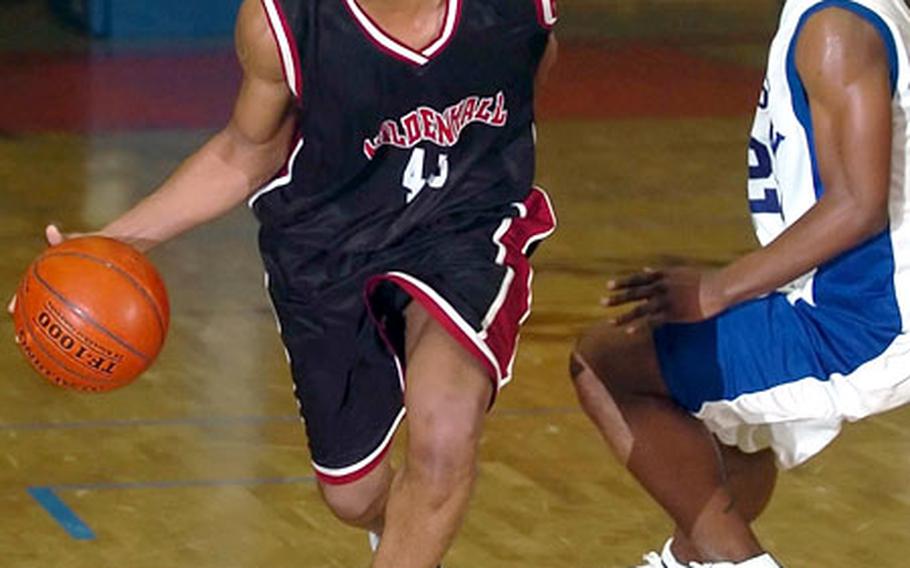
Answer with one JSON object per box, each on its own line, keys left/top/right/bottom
{"left": 571, "top": 1, "right": 910, "bottom": 566}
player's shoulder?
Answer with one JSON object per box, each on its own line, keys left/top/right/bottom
{"left": 236, "top": 0, "right": 286, "bottom": 84}
{"left": 796, "top": 2, "right": 895, "bottom": 66}
{"left": 796, "top": 0, "right": 902, "bottom": 46}
{"left": 802, "top": 3, "right": 880, "bottom": 32}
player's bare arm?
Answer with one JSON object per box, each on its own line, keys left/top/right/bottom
{"left": 90, "top": 0, "right": 295, "bottom": 252}
{"left": 7, "top": 0, "right": 293, "bottom": 315}
{"left": 606, "top": 7, "right": 893, "bottom": 330}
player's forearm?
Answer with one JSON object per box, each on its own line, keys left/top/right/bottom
{"left": 708, "top": 194, "right": 888, "bottom": 310}
{"left": 101, "top": 127, "right": 287, "bottom": 251}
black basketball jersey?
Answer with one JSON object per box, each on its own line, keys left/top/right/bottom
{"left": 250, "top": 0, "right": 556, "bottom": 253}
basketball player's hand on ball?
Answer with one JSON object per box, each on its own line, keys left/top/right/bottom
{"left": 7, "top": 225, "right": 80, "bottom": 316}
{"left": 603, "top": 267, "right": 726, "bottom": 333}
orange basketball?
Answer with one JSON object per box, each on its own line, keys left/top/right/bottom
{"left": 12, "top": 237, "right": 169, "bottom": 392}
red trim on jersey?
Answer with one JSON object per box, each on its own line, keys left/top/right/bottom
{"left": 342, "top": 0, "right": 421, "bottom": 67}
{"left": 534, "top": 0, "right": 558, "bottom": 30}
{"left": 343, "top": 0, "right": 461, "bottom": 66}
{"left": 259, "top": 0, "right": 303, "bottom": 99}
{"left": 276, "top": 133, "right": 302, "bottom": 177}
{"left": 248, "top": 134, "right": 304, "bottom": 207}
{"left": 422, "top": 0, "right": 462, "bottom": 58}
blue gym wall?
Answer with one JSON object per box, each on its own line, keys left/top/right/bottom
{"left": 58, "top": 0, "right": 244, "bottom": 39}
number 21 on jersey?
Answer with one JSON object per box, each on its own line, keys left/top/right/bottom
{"left": 748, "top": 136, "right": 783, "bottom": 215}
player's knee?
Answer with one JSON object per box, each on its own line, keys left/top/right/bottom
{"left": 407, "top": 397, "right": 484, "bottom": 489}
{"left": 568, "top": 348, "right": 596, "bottom": 385}
{"left": 569, "top": 350, "right": 601, "bottom": 408}
{"left": 569, "top": 326, "right": 613, "bottom": 389}
{"left": 318, "top": 479, "right": 387, "bottom": 528}
{"left": 570, "top": 322, "right": 623, "bottom": 390}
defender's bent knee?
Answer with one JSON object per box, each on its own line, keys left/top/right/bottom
{"left": 571, "top": 320, "right": 667, "bottom": 399}
{"left": 570, "top": 321, "right": 626, "bottom": 395}
{"left": 573, "top": 320, "right": 626, "bottom": 374}
{"left": 569, "top": 322, "right": 667, "bottom": 463}
{"left": 570, "top": 350, "right": 606, "bottom": 401}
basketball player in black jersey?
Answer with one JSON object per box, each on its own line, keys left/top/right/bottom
{"left": 9, "top": 1, "right": 558, "bottom": 566}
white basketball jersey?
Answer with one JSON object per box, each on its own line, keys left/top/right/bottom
{"left": 749, "top": 0, "right": 910, "bottom": 327}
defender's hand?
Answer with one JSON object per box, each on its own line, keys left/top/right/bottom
{"left": 602, "top": 267, "right": 727, "bottom": 333}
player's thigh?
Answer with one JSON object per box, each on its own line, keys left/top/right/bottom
{"left": 403, "top": 301, "right": 492, "bottom": 454}
{"left": 573, "top": 319, "right": 670, "bottom": 399}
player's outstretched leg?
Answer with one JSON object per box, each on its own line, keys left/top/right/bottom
{"left": 569, "top": 321, "right": 777, "bottom": 565}
{"left": 371, "top": 302, "right": 492, "bottom": 568}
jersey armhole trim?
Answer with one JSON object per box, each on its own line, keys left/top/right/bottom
{"left": 260, "top": 0, "right": 303, "bottom": 99}
{"left": 534, "top": 0, "right": 558, "bottom": 30}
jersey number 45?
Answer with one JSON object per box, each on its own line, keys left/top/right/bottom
{"left": 403, "top": 147, "right": 450, "bottom": 204}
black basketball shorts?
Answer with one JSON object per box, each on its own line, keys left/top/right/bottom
{"left": 259, "top": 187, "right": 556, "bottom": 485}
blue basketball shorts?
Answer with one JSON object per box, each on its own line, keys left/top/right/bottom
{"left": 654, "top": 291, "right": 910, "bottom": 469}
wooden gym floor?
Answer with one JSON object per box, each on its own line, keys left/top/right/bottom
{"left": 2, "top": 1, "right": 909, "bottom": 566}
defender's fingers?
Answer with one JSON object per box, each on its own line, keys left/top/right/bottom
{"left": 607, "top": 270, "right": 663, "bottom": 291}
{"left": 7, "top": 295, "right": 16, "bottom": 315}
{"left": 602, "top": 282, "right": 666, "bottom": 307}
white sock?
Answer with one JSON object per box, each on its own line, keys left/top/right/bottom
{"left": 368, "top": 531, "right": 381, "bottom": 553}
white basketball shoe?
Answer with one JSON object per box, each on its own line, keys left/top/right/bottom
{"left": 634, "top": 539, "right": 781, "bottom": 568}
{"left": 635, "top": 539, "right": 686, "bottom": 568}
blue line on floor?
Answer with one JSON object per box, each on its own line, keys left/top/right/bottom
{"left": 21, "top": 406, "right": 580, "bottom": 540}
{"left": 28, "top": 475, "right": 316, "bottom": 541}
{"left": 27, "top": 487, "right": 96, "bottom": 541}
{"left": 0, "top": 407, "right": 581, "bottom": 432}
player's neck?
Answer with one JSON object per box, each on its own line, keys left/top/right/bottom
{"left": 355, "top": 0, "right": 447, "bottom": 52}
